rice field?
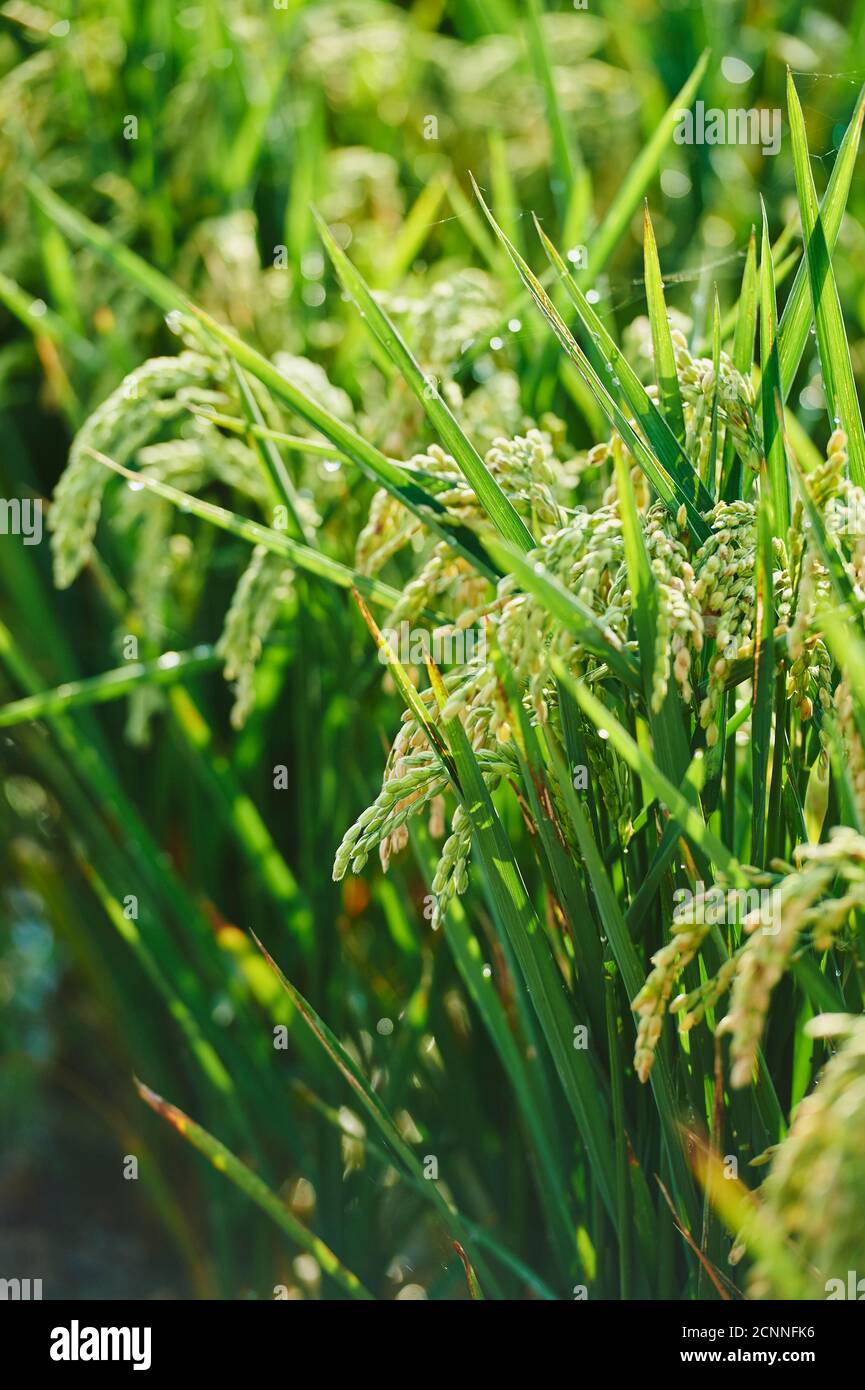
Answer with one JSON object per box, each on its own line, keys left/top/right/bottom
{"left": 2, "top": 0, "right": 865, "bottom": 1304}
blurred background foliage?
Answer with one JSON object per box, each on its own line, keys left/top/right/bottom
{"left": 2, "top": 0, "right": 865, "bottom": 1298}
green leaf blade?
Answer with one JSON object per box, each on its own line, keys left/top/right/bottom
{"left": 786, "top": 71, "right": 865, "bottom": 488}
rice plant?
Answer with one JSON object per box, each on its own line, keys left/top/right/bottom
{"left": 3, "top": 1, "right": 865, "bottom": 1303}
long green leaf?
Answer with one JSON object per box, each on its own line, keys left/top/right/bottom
{"left": 232, "top": 361, "right": 314, "bottom": 544}
{"left": 0, "top": 646, "right": 218, "bottom": 727}
{"left": 536, "top": 218, "right": 712, "bottom": 515}
{"left": 778, "top": 80, "right": 865, "bottom": 399}
{"left": 787, "top": 70, "right": 865, "bottom": 487}
{"left": 524, "top": 0, "right": 589, "bottom": 223}
{"left": 292, "top": 1072, "right": 556, "bottom": 1298}
{"left": 584, "top": 51, "right": 710, "bottom": 276}
{"left": 411, "top": 825, "right": 575, "bottom": 1285}
{"left": 643, "top": 204, "right": 686, "bottom": 445}
{"left": 250, "top": 930, "right": 496, "bottom": 1291}
{"left": 732, "top": 228, "right": 759, "bottom": 376}
{"left": 0, "top": 266, "right": 96, "bottom": 365}
{"left": 721, "top": 228, "right": 757, "bottom": 500}
{"left": 313, "top": 209, "right": 535, "bottom": 553}
{"left": 613, "top": 438, "right": 690, "bottom": 781}
{"left": 84, "top": 448, "right": 414, "bottom": 613}
{"left": 759, "top": 201, "right": 791, "bottom": 534}
{"left": 432, "top": 665, "right": 619, "bottom": 1224}
{"left": 542, "top": 730, "right": 700, "bottom": 1228}
{"left": 135, "top": 1079, "right": 374, "bottom": 1300}
{"left": 82, "top": 858, "right": 249, "bottom": 1136}
{"left": 750, "top": 498, "right": 775, "bottom": 865}
{"left": 472, "top": 179, "right": 710, "bottom": 543}
{"left": 28, "top": 176, "right": 498, "bottom": 582}
{"left": 355, "top": 599, "right": 619, "bottom": 1224}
